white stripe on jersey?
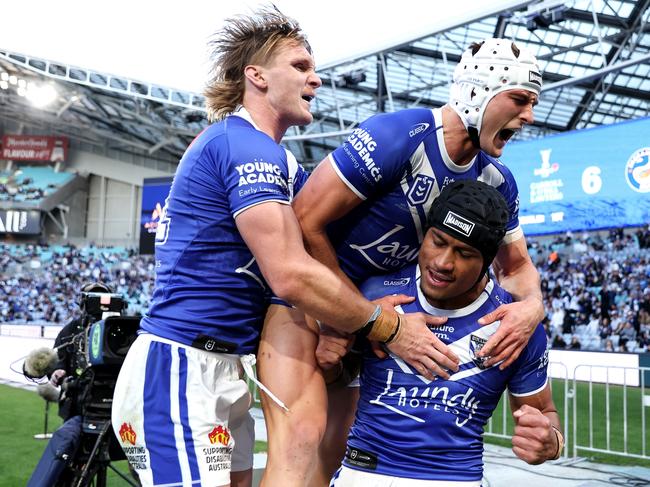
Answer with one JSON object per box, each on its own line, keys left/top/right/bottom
{"left": 509, "top": 378, "right": 549, "bottom": 397}
{"left": 400, "top": 142, "right": 432, "bottom": 243}
{"left": 284, "top": 148, "right": 299, "bottom": 201}
{"left": 329, "top": 154, "right": 368, "bottom": 200}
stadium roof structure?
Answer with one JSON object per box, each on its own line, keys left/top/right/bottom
{"left": 1, "top": 0, "right": 649, "bottom": 170}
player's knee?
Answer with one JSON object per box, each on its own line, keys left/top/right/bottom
{"left": 287, "top": 412, "right": 326, "bottom": 450}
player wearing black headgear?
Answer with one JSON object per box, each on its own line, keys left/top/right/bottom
{"left": 321, "top": 181, "right": 562, "bottom": 485}
{"left": 427, "top": 179, "right": 509, "bottom": 283}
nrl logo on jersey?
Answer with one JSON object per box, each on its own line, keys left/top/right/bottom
{"left": 407, "top": 174, "right": 435, "bottom": 205}
{"left": 469, "top": 334, "right": 490, "bottom": 370}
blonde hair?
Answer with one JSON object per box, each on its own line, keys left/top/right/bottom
{"left": 204, "top": 6, "right": 311, "bottom": 121}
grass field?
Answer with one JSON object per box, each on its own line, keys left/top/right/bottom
{"left": 0, "top": 384, "right": 266, "bottom": 487}
{"left": 2, "top": 379, "right": 650, "bottom": 486}
{"left": 485, "top": 377, "right": 650, "bottom": 467}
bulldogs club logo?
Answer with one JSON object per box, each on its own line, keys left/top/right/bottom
{"left": 208, "top": 425, "right": 231, "bottom": 446}
{"left": 119, "top": 423, "right": 137, "bottom": 445}
{"left": 469, "top": 334, "right": 490, "bottom": 370}
{"left": 625, "top": 147, "right": 650, "bottom": 193}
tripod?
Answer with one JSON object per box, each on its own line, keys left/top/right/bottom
{"left": 67, "top": 419, "right": 139, "bottom": 487}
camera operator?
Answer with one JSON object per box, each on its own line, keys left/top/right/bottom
{"left": 27, "top": 281, "right": 128, "bottom": 487}
{"left": 51, "top": 282, "right": 116, "bottom": 420}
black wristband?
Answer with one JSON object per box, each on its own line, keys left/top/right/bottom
{"left": 384, "top": 314, "right": 402, "bottom": 344}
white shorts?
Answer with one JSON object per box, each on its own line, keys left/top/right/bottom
{"left": 330, "top": 466, "right": 482, "bottom": 487}
{"left": 111, "top": 333, "right": 254, "bottom": 487}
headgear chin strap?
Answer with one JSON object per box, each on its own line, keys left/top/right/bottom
{"left": 449, "top": 38, "right": 542, "bottom": 148}
{"left": 427, "top": 180, "right": 509, "bottom": 281}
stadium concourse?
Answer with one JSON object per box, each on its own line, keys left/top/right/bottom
{"left": 2, "top": 226, "right": 649, "bottom": 356}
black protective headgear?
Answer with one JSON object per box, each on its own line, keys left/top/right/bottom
{"left": 427, "top": 180, "right": 509, "bottom": 279}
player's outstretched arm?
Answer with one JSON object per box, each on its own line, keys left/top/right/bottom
{"left": 509, "top": 386, "right": 563, "bottom": 464}
{"left": 478, "top": 237, "right": 544, "bottom": 369}
{"left": 236, "top": 201, "right": 458, "bottom": 378}
{"left": 293, "top": 156, "right": 364, "bottom": 294}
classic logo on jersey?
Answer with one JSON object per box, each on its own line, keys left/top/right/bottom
{"left": 529, "top": 71, "right": 543, "bottom": 86}
{"left": 407, "top": 174, "right": 435, "bottom": 205}
{"left": 443, "top": 211, "right": 475, "bottom": 237}
{"left": 383, "top": 277, "right": 410, "bottom": 286}
{"left": 409, "top": 122, "right": 430, "bottom": 138}
{"left": 208, "top": 425, "right": 231, "bottom": 446}
{"left": 625, "top": 147, "right": 650, "bottom": 193}
{"left": 119, "top": 422, "right": 137, "bottom": 445}
{"left": 346, "top": 127, "right": 381, "bottom": 182}
{"left": 235, "top": 160, "right": 288, "bottom": 189}
{"left": 469, "top": 334, "right": 490, "bottom": 370}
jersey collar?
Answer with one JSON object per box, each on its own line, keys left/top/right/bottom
{"left": 415, "top": 264, "right": 494, "bottom": 318}
{"left": 433, "top": 107, "right": 476, "bottom": 174}
{"left": 230, "top": 106, "right": 262, "bottom": 131}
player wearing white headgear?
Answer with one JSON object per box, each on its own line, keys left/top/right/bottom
{"left": 257, "top": 38, "right": 545, "bottom": 486}
{"left": 449, "top": 38, "right": 542, "bottom": 151}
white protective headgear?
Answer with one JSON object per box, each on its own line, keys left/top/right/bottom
{"left": 448, "top": 38, "right": 542, "bottom": 146}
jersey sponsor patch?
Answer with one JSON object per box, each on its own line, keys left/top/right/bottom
{"left": 235, "top": 160, "right": 288, "bottom": 189}
{"left": 409, "top": 122, "right": 430, "bottom": 138}
{"left": 383, "top": 277, "right": 410, "bottom": 286}
{"left": 345, "top": 127, "right": 381, "bottom": 182}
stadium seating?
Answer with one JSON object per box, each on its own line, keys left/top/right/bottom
{"left": 1, "top": 225, "right": 649, "bottom": 354}
{"left": 0, "top": 166, "right": 75, "bottom": 203}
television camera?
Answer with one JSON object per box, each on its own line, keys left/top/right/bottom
{"left": 26, "top": 289, "right": 141, "bottom": 487}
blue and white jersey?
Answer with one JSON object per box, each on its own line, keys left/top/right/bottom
{"left": 141, "top": 108, "right": 307, "bottom": 354}
{"left": 344, "top": 266, "right": 549, "bottom": 482}
{"left": 328, "top": 108, "right": 522, "bottom": 283}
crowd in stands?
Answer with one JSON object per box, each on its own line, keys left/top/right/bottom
{"left": 532, "top": 225, "right": 650, "bottom": 353}
{"left": 0, "top": 242, "right": 154, "bottom": 324}
{"left": 1, "top": 224, "right": 649, "bottom": 354}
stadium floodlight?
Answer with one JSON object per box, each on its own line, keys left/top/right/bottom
{"left": 0, "top": 81, "right": 8, "bottom": 90}
{"left": 8, "top": 75, "right": 17, "bottom": 85}
{"left": 25, "top": 82, "right": 57, "bottom": 108}
{"left": 0, "top": 72, "right": 8, "bottom": 81}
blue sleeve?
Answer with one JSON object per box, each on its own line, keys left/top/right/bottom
{"left": 294, "top": 163, "right": 310, "bottom": 195}
{"left": 508, "top": 325, "right": 549, "bottom": 396}
{"left": 330, "top": 109, "right": 436, "bottom": 199}
{"left": 494, "top": 159, "right": 521, "bottom": 233}
{"left": 216, "top": 128, "right": 292, "bottom": 217}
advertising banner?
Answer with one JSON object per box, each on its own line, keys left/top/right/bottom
{"left": 0, "top": 209, "right": 41, "bottom": 235}
{"left": 1, "top": 135, "right": 69, "bottom": 162}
